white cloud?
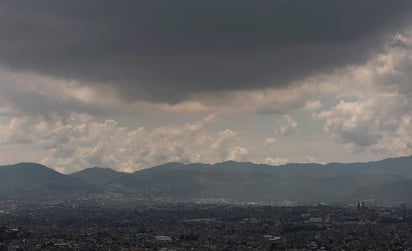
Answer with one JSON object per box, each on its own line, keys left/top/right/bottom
{"left": 0, "top": 113, "right": 252, "bottom": 173}
{"left": 226, "top": 146, "right": 249, "bottom": 162}
{"left": 264, "top": 137, "right": 277, "bottom": 146}
{"left": 316, "top": 30, "right": 412, "bottom": 156}
{"left": 264, "top": 157, "right": 289, "bottom": 166}
{"left": 318, "top": 100, "right": 383, "bottom": 150}
{"left": 277, "top": 115, "right": 298, "bottom": 136}
{"left": 305, "top": 155, "right": 321, "bottom": 164}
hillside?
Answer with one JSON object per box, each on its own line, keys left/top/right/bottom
{"left": 0, "top": 163, "right": 98, "bottom": 200}
{"left": 2, "top": 156, "right": 412, "bottom": 204}
{"left": 70, "top": 167, "right": 127, "bottom": 185}
{"left": 107, "top": 156, "right": 412, "bottom": 204}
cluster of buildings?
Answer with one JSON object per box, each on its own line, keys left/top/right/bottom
{"left": 0, "top": 201, "right": 412, "bottom": 250}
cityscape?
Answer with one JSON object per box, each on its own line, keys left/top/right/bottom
{"left": 1, "top": 200, "right": 412, "bottom": 250}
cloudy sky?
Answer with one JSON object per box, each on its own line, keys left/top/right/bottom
{"left": 1, "top": 0, "right": 412, "bottom": 173}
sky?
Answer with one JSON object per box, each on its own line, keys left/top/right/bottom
{"left": 1, "top": 0, "right": 412, "bottom": 173}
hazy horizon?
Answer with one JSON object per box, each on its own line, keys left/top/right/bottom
{"left": 2, "top": 154, "right": 412, "bottom": 175}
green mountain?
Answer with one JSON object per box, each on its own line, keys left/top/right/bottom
{"left": 107, "top": 156, "right": 412, "bottom": 204}
{"left": 0, "top": 163, "right": 98, "bottom": 200}
{"left": 70, "top": 167, "right": 127, "bottom": 185}
{"left": 2, "top": 156, "right": 412, "bottom": 204}
{"left": 354, "top": 179, "right": 412, "bottom": 204}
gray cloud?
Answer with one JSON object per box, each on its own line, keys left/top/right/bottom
{"left": 0, "top": 0, "right": 411, "bottom": 103}
{"left": 317, "top": 31, "right": 412, "bottom": 155}
{"left": 0, "top": 73, "right": 119, "bottom": 117}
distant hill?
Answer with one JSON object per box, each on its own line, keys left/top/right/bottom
{"left": 2, "top": 156, "right": 412, "bottom": 205}
{"left": 107, "top": 156, "right": 412, "bottom": 204}
{"left": 0, "top": 163, "right": 98, "bottom": 200}
{"left": 354, "top": 179, "right": 412, "bottom": 204}
{"left": 71, "top": 167, "right": 127, "bottom": 185}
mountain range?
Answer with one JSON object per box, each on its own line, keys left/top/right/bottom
{"left": 0, "top": 163, "right": 97, "bottom": 201}
{"left": 1, "top": 156, "right": 412, "bottom": 205}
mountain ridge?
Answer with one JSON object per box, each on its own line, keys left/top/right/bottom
{"left": 71, "top": 166, "right": 127, "bottom": 185}
{"left": 0, "top": 162, "right": 99, "bottom": 201}
{"left": 1, "top": 156, "right": 412, "bottom": 204}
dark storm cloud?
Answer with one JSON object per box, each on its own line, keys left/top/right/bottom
{"left": 0, "top": 0, "right": 411, "bottom": 103}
